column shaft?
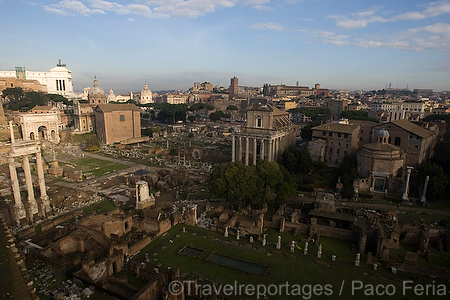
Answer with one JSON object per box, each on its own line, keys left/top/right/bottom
{"left": 231, "top": 135, "right": 235, "bottom": 162}
{"left": 22, "top": 155, "right": 38, "bottom": 216}
{"left": 245, "top": 137, "right": 249, "bottom": 166}
{"left": 253, "top": 138, "right": 257, "bottom": 165}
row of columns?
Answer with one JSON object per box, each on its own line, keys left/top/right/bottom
{"left": 8, "top": 151, "right": 51, "bottom": 226}
{"left": 231, "top": 135, "right": 284, "bottom": 166}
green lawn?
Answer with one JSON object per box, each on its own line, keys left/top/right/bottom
{"left": 74, "top": 157, "right": 128, "bottom": 178}
{"left": 71, "top": 132, "right": 96, "bottom": 143}
{"left": 83, "top": 198, "right": 116, "bottom": 214}
{"left": 0, "top": 225, "right": 32, "bottom": 299}
{"left": 129, "top": 224, "right": 449, "bottom": 300}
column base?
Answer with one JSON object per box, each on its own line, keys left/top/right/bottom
{"left": 39, "top": 196, "right": 52, "bottom": 218}
{"left": 14, "top": 204, "right": 27, "bottom": 226}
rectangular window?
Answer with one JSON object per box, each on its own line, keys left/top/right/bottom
{"left": 120, "top": 115, "right": 125, "bottom": 121}
{"left": 329, "top": 132, "right": 332, "bottom": 137}
{"left": 337, "top": 133, "right": 342, "bottom": 138}
{"left": 323, "top": 131, "right": 326, "bottom": 136}
{"left": 344, "top": 134, "right": 349, "bottom": 138}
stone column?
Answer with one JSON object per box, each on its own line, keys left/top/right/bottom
{"left": 260, "top": 138, "right": 264, "bottom": 160}
{"left": 35, "top": 151, "right": 51, "bottom": 216}
{"left": 420, "top": 175, "right": 430, "bottom": 203}
{"left": 22, "top": 155, "right": 39, "bottom": 218}
{"left": 402, "top": 166, "right": 413, "bottom": 201}
{"left": 8, "top": 157, "right": 26, "bottom": 224}
{"left": 253, "top": 138, "right": 257, "bottom": 165}
{"left": 245, "top": 137, "right": 249, "bottom": 166}
{"left": 231, "top": 135, "right": 235, "bottom": 162}
{"left": 9, "top": 121, "right": 15, "bottom": 143}
{"left": 238, "top": 137, "right": 242, "bottom": 162}
{"left": 268, "top": 139, "right": 273, "bottom": 161}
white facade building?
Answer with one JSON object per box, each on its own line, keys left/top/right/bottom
{"left": 139, "top": 84, "right": 153, "bottom": 104}
{"left": 0, "top": 61, "right": 75, "bottom": 99}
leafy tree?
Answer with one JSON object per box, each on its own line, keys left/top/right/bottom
{"left": 155, "top": 103, "right": 188, "bottom": 124}
{"left": 208, "top": 160, "right": 295, "bottom": 209}
{"left": 188, "top": 115, "right": 196, "bottom": 123}
{"left": 281, "top": 145, "right": 313, "bottom": 176}
{"left": 431, "top": 140, "right": 450, "bottom": 173}
{"left": 2, "top": 87, "right": 24, "bottom": 103}
{"left": 84, "top": 134, "right": 101, "bottom": 152}
{"left": 189, "top": 103, "right": 215, "bottom": 112}
{"left": 226, "top": 105, "right": 239, "bottom": 120}
{"left": 209, "top": 110, "right": 230, "bottom": 121}
{"left": 300, "top": 121, "right": 320, "bottom": 141}
{"left": 416, "top": 162, "right": 448, "bottom": 201}
{"left": 288, "top": 107, "right": 331, "bottom": 121}
{"left": 340, "top": 110, "right": 379, "bottom": 123}
{"left": 338, "top": 155, "right": 359, "bottom": 199}
{"left": 47, "top": 94, "right": 71, "bottom": 105}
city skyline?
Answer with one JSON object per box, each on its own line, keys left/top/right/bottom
{"left": 1, "top": 0, "right": 450, "bottom": 93}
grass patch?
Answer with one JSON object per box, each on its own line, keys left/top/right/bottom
{"left": 71, "top": 132, "right": 96, "bottom": 143}
{"left": 131, "top": 224, "right": 448, "bottom": 300}
{"left": 83, "top": 198, "right": 116, "bottom": 214}
{"left": 74, "top": 157, "right": 128, "bottom": 178}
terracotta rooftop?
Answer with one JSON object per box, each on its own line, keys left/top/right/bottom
{"left": 312, "top": 122, "right": 360, "bottom": 134}
{"left": 94, "top": 103, "right": 140, "bottom": 112}
{"left": 389, "top": 119, "right": 434, "bottom": 138}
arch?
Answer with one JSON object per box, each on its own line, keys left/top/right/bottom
{"left": 30, "top": 132, "right": 35, "bottom": 140}
{"left": 51, "top": 130, "right": 56, "bottom": 140}
{"left": 38, "top": 125, "right": 48, "bottom": 140}
{"left": 394, "top": 137, "right": 401, "bottom": 146}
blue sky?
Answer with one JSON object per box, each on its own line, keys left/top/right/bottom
{"left": 1, "top": 0, "right": 450, "bottom": 93}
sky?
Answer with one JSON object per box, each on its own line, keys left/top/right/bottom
{"left": 1, "top": 0, "right": 450, "bottom": 94}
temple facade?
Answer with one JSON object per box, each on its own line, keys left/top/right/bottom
{"left": 231, "top": 102, "right": 295, "bottom": 165}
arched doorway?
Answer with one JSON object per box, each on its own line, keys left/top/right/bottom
{"left": 51, "top": 130, "right": 56, "bottom": 140}
{"left": 38, "top": 126, "right": 47, "bottom": 140}
{"left": 30, "top": 132, "right": 35, "bottom": 140}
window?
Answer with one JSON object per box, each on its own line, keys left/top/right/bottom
{"left": 394, "top": 137, "right": 401, "bottom": 146}
{"left": 257, "top": 118, "right": 262, "bottom": 127}
{"left": 344, "top": 134, "right": 349, "bottom": 138}
{"left": 120, "top": 115, "right": 125, "bottom": 121}
{"left": 338, "top": 133, "right": 342, "bottom": 138}
{"left": 323, "top": 131, "right": 326, "bottom": 136}
{"left": 329, "top": 132, "right": 332, "bottom": 137}
{"left": 415, "top": 145, "right": 419, "bottom": 148}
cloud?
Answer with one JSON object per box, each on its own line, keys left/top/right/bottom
{"left": 328, "top": 1, "right": 450, "bottom": 30}
{"left": 44, "top": 0, "right": 102, "bottom": 16}
{"left": 328, "top": 7, "right": 388, "bottom": 29}
{"left": 43, "top": 0, "right": 275, "bottom": 18}
{"left": 251, "top": 22, "right": 283, "bottom": 31}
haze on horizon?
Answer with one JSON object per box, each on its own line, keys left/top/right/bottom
{"left": 1, "top": 0, "right": 450, "bottom": 94}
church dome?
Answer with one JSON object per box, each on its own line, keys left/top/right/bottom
{"left": 89, "top": 77, "right": 105, "bottom": 95}
{"left": 376, "top": 128, "right": 390, "bottom": 137}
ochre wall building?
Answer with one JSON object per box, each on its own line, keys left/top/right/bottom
{"left": 94, "top": 103, "right": 141, "bottom": 144}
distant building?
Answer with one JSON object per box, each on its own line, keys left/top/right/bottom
{"left": 327, "top": 99, "right": 349, "bottom": 120}
{"left": 357, "top": 129, "right": 405, "bottom": 192}
{"left": 94, "top": 103, "right": 141, "bottom": 144}
{"left": 162, "top": 93, "right": 185, "bottom": 104}
{"left": 107, "top": 89, "right": 116, "bottom": 102}
{"left": 371, "top": 119, "right": 438, "bottom": 167}
{"left": 229, "top": 76, "right": 239, "bottom": 99}
{"left": 0, "top": 60, "right": 75, "bottom": 98}
{"left": 139, "top": 84, "right": 153, "bottom": 104}
{"left": 309, "top": 120, "right": 360, "bottom": 167}
{"left": 231, "top": 102, "right": 295, "bottom": 165}
{"left": 88, "top": 77, "right": 107, "bottom": 105}
{"left": 73, "top": 102, "right": 95, "bottom": 132}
